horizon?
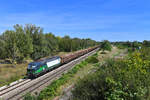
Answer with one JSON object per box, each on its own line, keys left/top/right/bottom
{"left": 0, "top": 0, "right": 150, "bottom": 41}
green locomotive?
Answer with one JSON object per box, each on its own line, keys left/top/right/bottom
{"left": 27, "top": 56, "right": 61, "bottom": 78}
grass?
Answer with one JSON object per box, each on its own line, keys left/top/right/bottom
{"left": 0, "top": 63, "right": 27, "bottom": 87}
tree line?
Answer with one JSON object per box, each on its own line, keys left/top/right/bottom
{"left": 112, "top": 40, "right": 150, "bottom": 50}
{"left": 0, "top": 24, "right": 99, "bottom": 63}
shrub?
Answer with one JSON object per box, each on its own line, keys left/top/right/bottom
{"left": 72, "top": 52, "right": 150, "bottom": 100}
{"left": 23, "top": 93, "right": 37, "bottom": 100}
{"left": 85, "top": 56, "right": 99, "bottom": 64}
{"left": 101, "top": 51, "right": 107, "bottom": 54}
{"left": 100, "top": 40, "right": 112, "bottom": 51}
{"left": 93, "top": 52, "right": 98, "bottom": 57}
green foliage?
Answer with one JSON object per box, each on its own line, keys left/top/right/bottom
{"left": 3, "top": 30, "right": 21, "bottom": 63}
{"left": 143, "top": 40, "right": 150, "bottom": 47}
{"left": 45, "top": 33, "right": 58, "bottom": 54}
{"left": 116, "top": 44, "right": 126, "bottom": 49}
{"left": 132, "top": 41, "right": 140, "bottom": 49}
{"left": 58, "top": 36, "right": 98, "bottom": 52}
{"left": 101, "top": 40, "right": 112, "bottom": 51}
{"left": 72, "top": 49, "right": 150, "bottom": 100}
{"left": 35, "top": 58, "right": 89, "bottom": 100}
{"left": 0, "top": 24, "right": 99, "bottom": 63}
{"left": 0, "top": 36, "right": 7, "bottom": 59}
{"left": 24, "top": 93, "right": 37, "bottom": 100}
{"left": 140, "top": 47, "right": 150, "bottom": 60}
{"left": 31, "top": 28, "right": 47, "bottom": 60}
{"left": 85, "top": 56, "right": 99, "bottom": 64}
{"left": 101, "top": 51, "right": 107, "bottom": 54}
{"left": 113, "top": 41, "right": 142, "bottom": 50}
{"left": 58, "top": 35, "right": 72, "bottom": 52}
{"left": 93, "top": 52, "right": 98, "bottom": 57}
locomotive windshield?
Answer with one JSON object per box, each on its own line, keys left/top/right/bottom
{"left": 28, "top": 62, "right": 41, "bottom": 70}
{"left": 28, "top": 65, "right": 36, "bottom": 69}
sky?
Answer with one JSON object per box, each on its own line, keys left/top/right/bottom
{"left": 0, "top": 0, "right": 150, "bottom": 41}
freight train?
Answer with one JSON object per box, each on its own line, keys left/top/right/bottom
{"left": 27, "top": 46, "right": 99, "bottom": 78}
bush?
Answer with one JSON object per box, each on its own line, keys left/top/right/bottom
{"left": 93, "top": 52, "right": 98, "bottom": 57}
{"left": 24, "top": 93, "right": 37, "bottom": 100}
{"left": 101, "top": 51, "right": 107, "bottom": 54}
{"left": 72, "top": 52, "right": 150, "bottom": 100}
{"left": 101, "top": 40, "right": 112, "bottom": 51}
{"left": 116, "top": 44, "right": 126, "bottom": 49}
{"left": 85, "top": 56, "right": 99, "bottom": 64}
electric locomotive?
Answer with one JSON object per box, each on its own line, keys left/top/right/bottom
{"left": 27, "top": 56, "right": 61, "bottom": 78}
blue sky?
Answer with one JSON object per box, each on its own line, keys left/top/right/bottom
{"left": 0, "top": 0, "right": 150, "bottom": 41}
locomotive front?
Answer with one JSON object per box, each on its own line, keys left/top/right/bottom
{"left": 27, "top": 62, "right": 41, "bottom": 78}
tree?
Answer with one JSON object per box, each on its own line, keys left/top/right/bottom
{"left": 58, "top": 35, "right": 72, "bottom": 52}
{"left": 100, "top": 40, "right": 112, "bottom": 52}
{"left": 45, "top": 33, "right": 58, "bottom": 54}
{"left": 143, "top": 40, "right": 150, "bottom": 47}
{"left": 0, "top": 24, "right": 99, "bottom": 63}
{"left": 0, "top": 36, "right": 7, "bottom": 59}
{"left": 3, "top": 30, "right": 20, "bottom": 63}
{"left": 29, "top": 25, "right": 48, "bottom": 60}
{"left": 14, "top": 24, "right": 33, "bottom": 58}
{"left": 132, "top": 41, "right": 140, "bottom": 51}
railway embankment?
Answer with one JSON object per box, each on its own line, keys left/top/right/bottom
{"left": 23, "top": 47, "right": 126, "bottom": 100}
{"left": 0, "top": 47, "right": 99, "bottom": 100}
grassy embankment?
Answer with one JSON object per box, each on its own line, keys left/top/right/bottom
{"left": 0, "top": 63, "right": 27, "bottom": 87}
{"left": 72, "top": 47, "right": 150, "bottom": 100}
{"left": 23, "top": 47, "right": 125, "bottom": 100}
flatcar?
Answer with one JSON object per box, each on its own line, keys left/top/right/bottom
{"left": 27, "top": 46, "right": 99, "bottom": 78}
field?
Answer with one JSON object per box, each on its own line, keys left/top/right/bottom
{"left": 0, "top": 64, "right": 27, "bottom": 87}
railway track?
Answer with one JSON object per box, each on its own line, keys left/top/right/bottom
{"left": 0, "top": 48, "right": 99, "bottom": 100}
{"left": 0, "top": 79, "right": 31, "bottom": 96}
